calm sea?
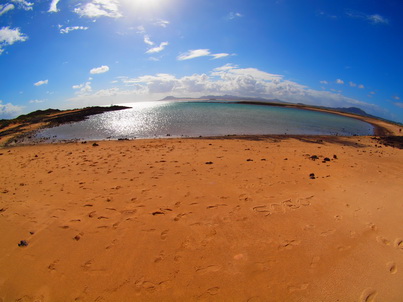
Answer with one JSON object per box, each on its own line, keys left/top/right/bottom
{"left": 34, "top": 102, "right": 374, "bottom": 141}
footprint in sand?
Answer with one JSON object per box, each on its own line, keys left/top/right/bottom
{"left": 198, "top": 287, "right": 220, "bottom": 299}
{"left": 386, "top": 262, "right": 397, "bottom": 274}
{"left": 310, "top": 256, "right": 321, "bottom": 268}
{"left": 278, "top": 240, "right": 301, "bottom": 250}
{"left": 394, "top": 238, "right": 403, "bottom": 250}
{"left": 195, "top": 265, "right": 222, "bottom": 274}
{"left": 359, "top": 288, "right": 377, "bottom": 302}
{"left": 160, "top": 230, "right": 169, "bottom": 240}
{"left": 48, "top": 259, "right": 59, "bottom": 271}
{"left": 320, "top": 229, "right": 336, "bottom": 237}
{"left": 376, "top": 236, "right": 391, "bottom": 246}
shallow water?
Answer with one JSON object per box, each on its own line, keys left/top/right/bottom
{"left": 35, "top": 102, "right": 374, "bottom": 141}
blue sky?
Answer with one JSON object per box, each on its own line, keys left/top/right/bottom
{"left": 0, "top": 0, "right": 402, "bottom": 122}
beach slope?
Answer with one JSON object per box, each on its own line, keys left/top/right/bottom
{"left": 0, "top": 135, "right": 402, "bottom": 301}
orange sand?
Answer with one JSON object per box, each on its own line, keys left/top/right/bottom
{"left": 0, "top": 135, "right": 402, "bottom": 301}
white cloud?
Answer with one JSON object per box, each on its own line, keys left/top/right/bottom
{"left": 136, "top": 25, "right": 146, "bottom": 34}
{"left": 392, "top": 95, "right": 400, "bottom": 100}
{"left": 177, "top": 49, "right": 211, "bottom": 60}
{"left": 349, "top": 81, "right": 357, "bottom": 87}
{"left": 154, "top": 19, "right": 170, "bottom": 28}
{"left": 68, "top": 65, "right": 385, "bottom": 118}
{"left": 146, "top": 41, "right": 168, "bottom": 54}
{"left": 34, "top": 79, "right": 48, "bottom": 86}
{"left": 48, "top": 0, "right": 60, "bottom": 12}
{"left": 211, "top": 53, "right": 230, "bottom": 59}
{"left": 320, "top": 80, "right": 328, "bottom": 84}
{"left": 336, "top": 79, "right": 344, "bottom": 84}
{"left": 0, "top": 4, "right": 15, "bottom": 16}
{"left": 74, "top": 0, "right": 122, "bottom": 19}
{"left": 29, "top": 99, "right": 45, "bottom": 104}
{"left": 0, "top": 100, "right": 24, "bottom": 118}
{"left": 227, "top": 12, "right": 243, "bottom": 20}
{"left": 90, "top": 65, "right": 110, "bottom": 74}
{"left": 358, "top": 84, "right": 365, "bottom": 89}
{"left": 143, "top": 35, "right": 154, "bottom": 46}
{"left": 177, "top": 49, "right": 232, "bottom": 60}
{"left": 393, "top": 102, "right": 403, "bottom": 108}
{"left": 11, "top": 0, "right": 33, "bottom": 10}
{"left": 60, "top": 26, "right": 89, "bottom": 34}
{"left": 346, "top": 10, "right": 389, "bottom": 25}
{"left": 367, "top": 14, "right": 388, "bottom": 24}
{"left": 0, "top": 27, "right": 28, "bottom": 54}
{"left": 73, "top": 81, "right": 92, "bottom": 95}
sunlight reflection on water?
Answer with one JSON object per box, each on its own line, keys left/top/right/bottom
{"left": 35, "top": 101, "right": 374, "bottom": 141}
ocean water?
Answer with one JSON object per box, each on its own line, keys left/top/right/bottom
{"left": 34, "top": 101, "right": 374, "bottom": 141}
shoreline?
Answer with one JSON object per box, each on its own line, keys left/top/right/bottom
{"left": 1, "top": 101, "right": 401, "bottom": 148}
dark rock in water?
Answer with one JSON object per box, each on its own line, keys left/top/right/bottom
{"left": 92, "top": 143, "right": 99, "bottom": 147}
{"left": 18, "top": 240, "right": 28, "bottom": 247}
{"left": 309, "top": 173, "right": 316, "bottom": 179}
{"left": 310, "top": 155, "right": 319, "bottom": 161}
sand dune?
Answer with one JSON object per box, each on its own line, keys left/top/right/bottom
{"left": 0, "top": 135, "right": 402, "bottom": 301}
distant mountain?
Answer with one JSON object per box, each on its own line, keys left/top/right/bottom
{"left": 160, "top": 95, "right": 289, "bottom": 104}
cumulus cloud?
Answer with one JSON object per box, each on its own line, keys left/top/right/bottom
{"left": 34, "top": 79, "right": 48, "bottom": 86}
{"left": 90, "top": 65, "right": 110, "bottom": 74}
{"left": 74, "top": 0, "right": 122, "bottom": 19}
{"left": 146, "top": 42, "right": 168, "bottom": 54}
{"left": 73, "top": 81, "right": 92, "bottom": 95}
{"left": 336, "top": 79, "right": 344, "bottom": 84}
{"left": 0, "top": 3, "right": 15, "bottom": 16}
{"left": 68, "top": 64, "right": 387, "bottom": 118}
{"left": 320, "top": 80, "right": 328, "bottom": 84}
{"left": 111, "top": 65, "right": 376, "bottom": 111}
{"left": 393, "top": 102, "right": 403, "bottom": 108}
{"left": 358, "top": 84, "right": 365, "bottom": 89}
{"left": 349, "top": 81, "right": 357, "bottom": 87}
{"left": 48, "top": 0, "right": 60, "bottom": 12}
{"left": 0, "top": 100, "right": 24, "bottom": 118}
{"left": 0, "top": 27, "right": 28, "bottom": 54}
{"left": 60, "top": 26, "right": 89, "bottom": 34}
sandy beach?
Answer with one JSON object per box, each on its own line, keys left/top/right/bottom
{"left": 0, "top": 131, "right": 402, "bottom": 301}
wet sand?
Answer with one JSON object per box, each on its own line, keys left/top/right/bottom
{"left": 0, "top": 134, "right": 402, "bottom": 301}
